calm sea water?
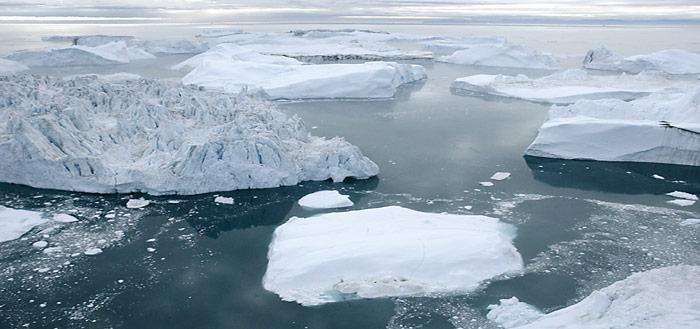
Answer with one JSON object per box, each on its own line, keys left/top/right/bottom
{"left": 0, "top": 23, "right": 699, "bottom": 329}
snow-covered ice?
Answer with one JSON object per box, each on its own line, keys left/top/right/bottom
{"left": 652, "top": 174, "right": 666, "bottom": 180}
{"left": 31, "top": 240, "right": 49, "bottom": 249}
{"left": 510, "top": 266, "right": 700, "bottom": 329}
{"left": 214, "top": 196, "right": 234, "bottom": 205}
{"left": 487, "top": 297, "right": 544, "bottom": 328}
{"left": 667, "top": 199, "right": 696, "bottom": 207}
{"left": 480, "top": 182, "right": 495, "bottom": 187}
{"left": 53, "top": 213, "right": 78, "bottom": 223}
{"left": 180, "top": 60, "right": 426, "bottom": 99}
{"left": 583, "top": 47, "right": 700, "bottom": 75}
{"left": 0, "top": 206, "right": 47, "bottom": 242}
{"left": 171, "top": 43, "right": 301, "bottom": 71}
{"left": 126, "top": 199, "right": 150, "bottom": 209}
{"left": 666, "top": 191, "right": 698, "bottom": 200}
{"left": 263, "top": 206, "right": 523, "bottom": 306}
{"left": 5, "top": 41, "right": 154, "bottom": 66}
{"left": 0, "top": 58, "right": 29, "bottom": 75}
{"left": 0, "top": 75, "right": 379, "bottom": 195}
{"left": 491, "top": 172, "right": 511, "bottom": 181}
{"left": 43, "top": 34, "right": 206, "bottom": 54}
{"left": 680, "top": 218, "right": 700, "bottom": 226}
{"left": 451, "top": 69, "right": 693, "bottom": 105}
{"left": 83, "top": 248, "right": 103, "bottom": 256}
{"left": 525, "top": 88, "right": 700, "bottom": 167}
{"left": 297, "top": 190, "right": 353, "bottom": 209}
{"left": 438, "top": 43, "right": 557, "bottom": 70}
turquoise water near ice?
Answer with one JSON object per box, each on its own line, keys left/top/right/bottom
{"left": 0, "top": 23, "right": 699, "bottom": 329}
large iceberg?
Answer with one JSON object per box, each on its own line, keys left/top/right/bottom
{"left": 438, "top": 43, "right": 558, "bottom": 70}
{"left": 505, "top": 266, "right": 700, "bottom": 329}
{"left": 583, "top": 47, "right": 700, "bottom": 75}
{"left": 5, "top": 41, "right": 154, "bottom": 66}
{"left": 180, "top": 59, "right": 426, "bottom": 100}
{"left": 526, "top": 88, "right": 700, "bottom": 166}
{"left": 43, "top": 34, "right": 207, "bottom": 54}
{"left": 0, "top": 58, "right": 28, "bottom": 75}
{"left": 0, "top": 206, "right": 47, "bottom": 242}
{"left": 171, "top": 43, "right": 302, "bottom": 71}
{"left": 263, "top": 206, "right": 523, "bottom": 306}
{"left": 451, "top": 69, "right": 694, "bottom": 105}
{"left": 0, "top": 74, "right": 379, "bottom": 195}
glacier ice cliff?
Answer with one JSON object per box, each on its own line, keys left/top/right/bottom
{"left": 0, "top": 75, "right": 379, "bottom": 195}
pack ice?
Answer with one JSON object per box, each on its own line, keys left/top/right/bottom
{"left": 0, "top": 75, "right": 379, "bottom": 195}
{"left": 263, "top": 206, "right": 523, "bottom": 306}
{"left": 438, "top": 42, "right": 558, "bottom": 70}
{"left": 451, "top": 69, "right": 694, "bottom": 104}
{"left": 5, "top": 41, "right": 154, "bottom": 66}
{"left": 526, "top": 88, "right": 700, "bottom": 167}
{"left": 583, "top": 47, "right": 700, "bottom": 75}
{"left": 497, "top": 266, "right": 700, "bottom": 329}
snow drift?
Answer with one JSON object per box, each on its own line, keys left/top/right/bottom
{"left": 263, "top": 206, "right": 523, "bottom": 306}
{"left": 526, "top": 87, "right": 700, "bottom": 167}
{"left": 583, "top": 47, "right": 700, "bottom": 75}
{"left": 0, "top": 75, "right": 379, "bottom": 195}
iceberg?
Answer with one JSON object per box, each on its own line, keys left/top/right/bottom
{"left": 297, "top": 190, "right": 353, "bottom": 209}
{"left": 180, "top": 60, "right": 426, "bottom": 100}
{"left": 43, "top": 34, "right": 207, "bottom": 54}
{"left": 487, "top": 297, "right": 544, "bottom": 328}
{"left": 0, "top": 206, "right": 47, "bottom": 242}
{"left": 263, "top": 206, "right": 523, "bottom": 306}
{"left": 583, "top": 47, "right": 700, "bottom": 75}
{"left": 0, "top": 58, "right": 29, "bottom": 75}
{"left": 525, "top": 88, "right": 700, "bottom": 167}
{"left": 5, "top": 41, "right": 154, "bottom": 66}
{"left": 451, "top": 69, "right": 693, "bottom": 105}
{"left": 171, "top": 43, "right": 301, "bottom": 71}
{"left": 0, "top": 74, "right": 379, "bottom": 195}
{"left": 438, "top": 43, "right": 557, "bottom": 69}
{"left": 509, "top": 266, "right": 700, "bottom": 329}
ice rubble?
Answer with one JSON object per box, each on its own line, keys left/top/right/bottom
{"left": 451, "top": 69, "right": 693, "bottom": 105}
{"left": 0, "top": 206, "right": 47, "bottom": 242}
{"left": 583, "top": 47, "right": 700, "bottom": 75}
{"left": 438, "top": 43, "right": 558, "bottom": 70}
{"left": 0, "top": 58, "right": 29, "bottom": 75}
{"left": 263, "top": 206, "right": 523, "bottom": 306}
{"left": 180, "top": 60, "right": 427, "bottom": 100}
{"left": 499, "top": 266, "right": 700, "bottom": 329}
{"left": 0, "top": 74, "right": 379, "bottom": 195}
{"left": 5, "top": 41, "right": 154, "bottom": 66}
{"left": 297, "top": 190, "right": 353, "bottom": 209}
{"left": 525, "top": 87, "right": 700, "bottom": 167}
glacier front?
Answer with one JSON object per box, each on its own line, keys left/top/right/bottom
{"left": 263, "top": 206, "right": 523, "bottom": 306}
{"left": 0, "top": 75, "right": 379, "bottom": 195}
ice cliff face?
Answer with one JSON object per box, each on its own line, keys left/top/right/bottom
{"left": 0, "top": 75, "right": 379, "bottom": 195}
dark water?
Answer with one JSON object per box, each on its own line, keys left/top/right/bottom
{"left": 1, "top": 33, "right": 700, "bottom": 329}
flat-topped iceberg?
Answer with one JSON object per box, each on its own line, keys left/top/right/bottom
{"left": 0, "top": 75, "right": 379, "bottom": 195}
{"left": 0, "top": 58, "right": 28, "bottom": 75}
{"left": 171, "top": 43, "right": 302, "bottom": 71}
{"left": 526, "top": 88, "right": 700, "bottom": 166}
{"left": 297, "top": 190, "right": 353, "bottom": 209}
{"left": 5, "top": 41, "right": 154, "bottom": 66}
{"left": 583, "top": 47, "right": 700, "bottom": 75}
{"left": 263, "top": 206, "right": 523, "bottom": 306}
{"left": 502, "top": 266, "right": 700, "bottom": 329}
{"left": 452, "top": 69, "right": 693, "bottom": 105}
{"left": 181, "top": 60, "right": 426, "bottom": 100}
{"left": 438, "top": 43, "right": 557, "bottom": 70}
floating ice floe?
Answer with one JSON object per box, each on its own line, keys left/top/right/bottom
{"left": 451, "top": 69, "right": 694, "bottom": 105}
{"left": 0, "top": 75, "right": 379, "bottom": 195}
{"left": 263, "top": 206, "right": 522, "bottom": 306}
{"left": 214, "top": 196, "right": 235, "bottom": 205}
{"left": 5, "top": 41, "right": 154, "bottom": 66}
{"left": 0, "top": 206, "right": 47, "bottom": 242}
{"left": 83, "top": 247, "right": 103, "bottom": 256}
{"left": 126, "top": 199, "right": 150, "bottom": 209}
{"left": 487, "top": 297, "right": 544, "bottom": 328}
{"left": 525, "top": 87, "right": 700, "bottom": 167}
{"left": 491, "top": 172, "right": 511, "bottom": 181}
{"left": 680, "top": 218, "right": 700, "bottom": 226}
{"left": 0, "top": 58, "right": 29, "bottom": 75}
{"left": 438, "top": 42, "right": 557, "bottom": 70}
{"left": 583, "top": 47, "right": 700, "bottom": 75}
{"left": 181, "top": 60, "right": 426, "bottom": 99}
{"left": 480, "top": 182, "right": 495, "bottom": 187}
{"left": 297, "top": 190, "right": 353, "bottom": 209}
{"left": 666, "top": 191, "right": 698, "bottom": 200}
{"left": 53, "top": 213, "right": 78, "bottom": 223}
{"left": 172, "top": 43, "right": 301, "bottom": 71}
{"left": 504, "top": 266, "right": 700, "bottom": 329}
{"left": 667, "top": 199, "right": 696, "bottom": 207}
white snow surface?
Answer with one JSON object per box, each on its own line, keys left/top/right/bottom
{"left": 297, "top": 190, "right": 353, "bottom": 209}
{"left": 491, "top": 172, "right": 511, "bottom": 181}
{"left": 126, "top": 199, "right": 150, "bottom": 209}
{"left": 525, "top": 87, "right": 700, "bottom": 167}
{"left": 512, "top": 266, "right": 700, "bottom": 329}
{"left": 171, "top": 43, "right": 301, "bottom": 71}
{"left": 451, "top": 69, "right": 694, "bottom": 105}
{"left": 666, "top": 191, "right": 698, "bottom": 200}
{"left": 0, "top": 206, "right": 47, "bottom": 242}
{"left": 43, "top": 34, "right": 207, "bottom": 54}
{"left": 181, "top": 60, "right": 426, "bottom": 100}
{"left": 667, "top": 199, "right": 696, "bottom": 207}
{"left": 5, "top": 41, "right": 154, "bottom": 66}
{"left": 53, "top": 213, "right": 78, "bottom": 223}
{"left": 583, "top": 47, "right": 700, "bottom": 75}
{"left": 214, "top": 196, "right": 234, "bottom": 204}
{"left": 438, "top": 42, "right": 557, "bottom": 69}
{"left": 0, "top": 74, "right": 379, "bottom": 195}
{"left": 0, "top": 58, "right": 29, "bottom": 75}
{"left": 263, "top": 206, "right": 523, "bottom": 306}
{"left": 487, "top": 297, "right": 544, "bottom": 328}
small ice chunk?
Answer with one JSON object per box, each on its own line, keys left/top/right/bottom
{"left": 487, "top": 297, "right": 543, "bottom": 328}
{"left": 667, "top": 199, "right": 696, "bottom": 207}
{"left": 491, "top": 172, "right": 511, "bottom": 181}
{"left": 32, "top": 240, "right": 48, "bottom": 249}
{"left": 680, "top": 218, "right": 700, "bottom": 226}
{"left": 480, "top": 182, "right": 495, "bottom": 187}
{"left": 666, "top": 191, "right": 698, "bottom": 201}
{"left": 126, "top": 198, "right": 150, "bottom": 209}
{"left": 84, "top": 248, "right": 103, "bottom": 256}
{"left": 105, "top": 213, "right": 116, "bottom": 219}
{"left": 52, "top": 213, "right": 78, "bottom": 223}
{"left": 214, "top": 196, "right": 234, "bottom": 204}
{"left": 652, "top": 174, "right": 665, "bottom": 180}
{"left": 146, "top": 247, "right": 156, "bottom": 253}
{"left": 43, "top": 247, "right": 62, "bottom": 254}
{"left": 297, "top": 190, "right": 354, "bottom": 209}
{"left": 0, "top": 206, "right": 47, "bottom": 242}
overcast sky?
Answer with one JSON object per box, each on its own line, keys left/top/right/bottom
{"left": 2, "top": 1, "right": 699, "bottom": 23}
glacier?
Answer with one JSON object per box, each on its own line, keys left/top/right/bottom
{"left": 263, "top": 206, "right": 523, "bottom": 306}
{"left": 583, "top": 47, "right": 700, "bottom": 75}
{"left": 451, "top": 69, "right": 694, "bottom": 105}
{"left": 525, "top": 88, "right": 700, "bottom": 166}
{"left": 502, "top": 266, "right": 700, "bottom": 329}
{"left": 0, "top": 74, "right": 379, "bottom": 195}
{"left": 5, "top": 41, "right": 155, "bottom": 66}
